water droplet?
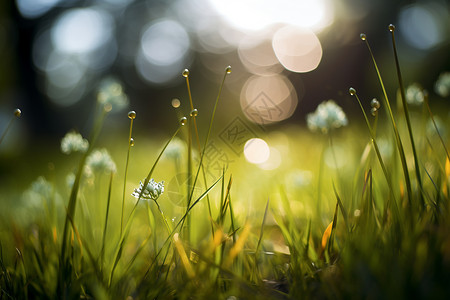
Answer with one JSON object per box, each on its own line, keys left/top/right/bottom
{"left": 180, "top": 117, "right": 187, "bottom": 125}
{"left": 349, "top": 88, "right": 356, "bottom": 96}
{"left": 360, "top": 33, "right": 366, "bottom": 41}
{"left": 128, "top": 110, "right": 136, "bottom": 120}
{"left": 182, "top": 69, "right": 190, "bottom": 78}
{"left": 190, "top": 108, "right": 198, "bottom": 117}
{"left": 388, "top": 24, "right": 395, "bottom": 32}
{"left": 371, "top": 107, "right": 378, "bottom": 116}
{"left": 130, "top": 138, "right": 135, "bottom": 147}
{"left": 370, "top": 98, "right": 380, "bottom": 109}
{"left": 225, "top": 66, "right": 232, "bottom": 74}
{"left": 14, "top": 108, "right": 21, "bottom": 118}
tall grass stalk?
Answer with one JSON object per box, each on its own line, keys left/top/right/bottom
{"left": 389, "top": 24, "right": 424, "bottom": 209}
{"left": 108, "top": 121, "right": 184, "bottom": 286}
{"left": 360, "top": 33, "right": 413, "bottom": 208}
{"left": 181, "top": 66, "right": 231, "bottom": 236}
{"left": 58, "top": 104, "right": 109, "bottom": 295}
{"left": 120, "top": 111, "right": 136, "bottom": 236}
{"left": 350, "top": 88, "right": 401, "bottom": 226}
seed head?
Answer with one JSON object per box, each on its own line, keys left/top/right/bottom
{"left": 225, "top": 66, "right": 232, "bottom": 74}
{"left": 180, "top": 117, "right": 187, "bottom": 125}
{"left": 360, "top": 33, "right": 366, "bottom": 41}
{"left": 349, "top": 88, "right": 356, "bottom": 96}
{"left": 388, "top": 24, "right": 395, "bottom": 32}
{"left": 182, "top": 69, "right": 190, "bottom": 78}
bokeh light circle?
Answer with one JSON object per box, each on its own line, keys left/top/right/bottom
{"left": 244, "top": 138, "right": 270, "bottom": 164}
{"left": 238, "top": 36, "right": 284, "bottom": 75}
{"left": 51, "top": 8, "right": 114, "bottom": 54}
{"left": 140, "top": 19, "right": 190, "bottom": 66}
{"left": 272, "top": 25, "right": 323, "bottom": 73}
{"left": 136, "top": 19, "right": 191, "bottom": 84}
{"left": 240, "top": 74, "right": 299, "bottom": 125}
{"left": 398, "top": 4, "right": 447, "bottom": 50}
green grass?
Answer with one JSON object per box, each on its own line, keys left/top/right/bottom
{"left": 1, "top": 27, "right": 450, "bottom": 299}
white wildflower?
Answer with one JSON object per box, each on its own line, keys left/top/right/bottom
{"left": 97, "top": 77, "right": 128, "bottom": 112}
{"left": 85, "top": 148, "right": 117, "bottom": 174}
{"left": 22, "top": 176, "right": 61, "bottom": 209}
{"left": 61, "top": 131, "right": 89, "bottom": 154}
{"left": 164, "top": 137, "right": 186, "bottom": 161}
{"left": 307, "top": 100, "right": 348, "bottom": 133}
{"left": 132, "top": 179, "right": 164, "bottom": 201}
{"left": 435, "top": 72, "right": 450, "bottom": 97}
{"left": 405, "top": 83, "right": 424, "bottom": 105}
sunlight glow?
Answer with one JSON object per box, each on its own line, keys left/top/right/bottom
{"left": 207, "top": 0, "right": 333, "bottom": 32}
{"left": 244, "top": 138, "right": 270, "bottom": 164}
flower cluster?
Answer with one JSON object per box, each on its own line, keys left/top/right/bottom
{"left": 435, "top": 72, "right": 450, "bottom": 98}
{"left": 85, "top": 148, "right": 117, "bottom": 174}
{"left": 307, "top": 100, "right": 348, "bottom": 133}
{"left": 61, "top": 131, "right": 89, "bottom": 154}
{"left": 132, "top": 178, "right": 164, "bottom": 201}
{"left": 405, "top": 83, "right": 424, "bottom": 105}
{"left": 97, "top": 77, "right": 128, "bottom": 112}
{"left": 164, "top": 137, "right": 186, "bottom": 162}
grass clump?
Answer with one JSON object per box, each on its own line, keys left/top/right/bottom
{"left": 1, "top": 26, "right": 450, "bottom": 299}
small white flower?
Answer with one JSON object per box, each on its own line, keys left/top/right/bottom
{"left": 22, "top": 176, "right": 61, "bottom": 208}
{"left": 85, "top": 148, "right": 117, "bottom": 174}
{"left": 61, "top": 131, "right": 89, "bottom": 154}
{"left": 132, "top": 178, "right": 164, "bottom": 201}
{"left": 435, "top": 72, "right": 450, "bottom": 98}
{"left": 164, "top": 137, "right": 186, "bottom": 161}
{"left": 97, "top": 77, "right": 128, "bottom": 112}
{"left": 307, "top": 100, "right": 348, "bottom": 133}
{"left": 405, "top": 83, "right": 424, "bottom": 105}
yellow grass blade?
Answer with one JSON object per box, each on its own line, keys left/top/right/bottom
{"left": 321, "top": 222, "right": 333, "bottom": 250}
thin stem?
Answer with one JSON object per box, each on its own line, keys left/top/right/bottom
{"left": 389, "top": 25, "right": 424, "bottom": 209}
{"left": 424, "top": 92, "right": 450, "bottom": 161}
{"left": 101, "top": 171, "right": 114, "bottom": 271}
{"left": 121, "top": 114, "right": 135, "bottom": 236}
{"left": 183, "top": 67, "right": 231, "bottom": 234}
{"left": 363, "top": 37, "right": 412, "bottom": 206}
{"left": 351, "top": 89, "right": 401, "bottom": 226}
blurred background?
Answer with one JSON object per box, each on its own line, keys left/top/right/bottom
{"left": 0, "top": 0, "right": 449, "bottom": 163}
